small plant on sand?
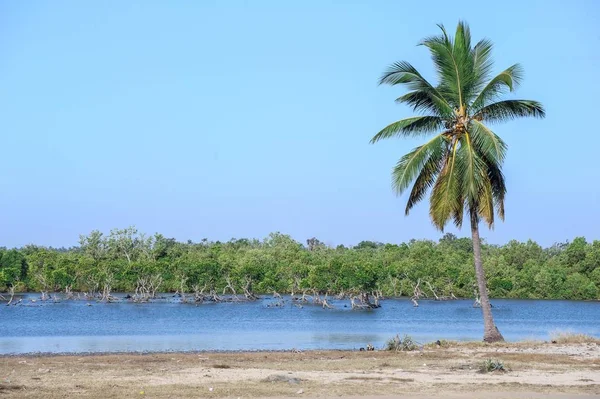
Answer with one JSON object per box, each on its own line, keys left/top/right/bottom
{"left": 424, "top": 339, "right": 455, "bottom": 349}
{"left": 386, "top": 334, "right": 419, "bottom": 351}
{"left": 549, "top": 331, "right": 600, "bottom": 344}
{"left": 479, "top": 358, "right": 506, "bottom": 373}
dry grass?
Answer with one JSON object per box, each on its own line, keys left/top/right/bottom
{"left": 0, "top": 383, "right": 25, "bottom": 392}
{"left": 491, "top": 352, "right": 597, "bottom": 366}
{"left": 550, "top": 331, "right": 600, "bottom": 344}
{"left": 211, "top": 364, "right": 232, "bottom": 369}
{"left": 424, "top": 339, "right": 546, "bottom": 350}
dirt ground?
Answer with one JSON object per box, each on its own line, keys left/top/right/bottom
{"left": 0, "top": 342, "right": 599, "bottom": 398}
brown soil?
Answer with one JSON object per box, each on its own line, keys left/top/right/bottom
{"left": 0, "top": 343, "right": 599, "bottom": 398}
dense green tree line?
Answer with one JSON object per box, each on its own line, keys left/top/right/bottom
{"left": 0, "top": 227, "right": 598, "bottom": 300}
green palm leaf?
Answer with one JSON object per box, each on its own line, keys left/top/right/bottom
{"left": 471, "top": 38, "right": 494, "bottom": 92}
{"left": 457, "top": 134, "right": 483, "bottom": 203}
{"left": 420, "top": 33, "right": 463, "bottom": 108}
{"left": 469, "top": 120, "right": 507, "bottom": 163}
{"left": 471, "top": 64, "right": 523, "bottom": 110}
{"left": 475, "top": 99, "right": 545, "bottom": 123}
{"left": 379, "top": 61, "right": 453, "bottom": 116}
{"left": 370, "top": 116, "right": 443, "bottom": 143}
{"left": 484, "top": 158, "right": 506, "bottom": 221}
{"left": 429, "top": 140, "right": 462, "bottom": 229}
{"left": 477, "top": 176, "right": 496, "bottom": 228}
{"left": 391, "top": 134, "right": 445, "bottom": 195}
{"left": 405, "top": 141, "right": 444, "bottom": 214}
{"left": 395, "top": 91, "right": 453, "bottom": 117}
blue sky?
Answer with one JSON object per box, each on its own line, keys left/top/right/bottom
{"left": 1, "top": 0, "right": 599, "bottom": 248}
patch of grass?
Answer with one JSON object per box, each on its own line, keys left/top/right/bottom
{"left": 479, "top": 358, "right": 506, "bottom": 373}
{"left": 211, "top": 364, "right": 231, "bottom": 369}
{"left": 424, "top": 339, "right": 457, "bottom": 349}
{"left": 424, "top": 339, "right": 550, "bottom": 350}
{"left": 0, "top": 384, "right": 25, "bottom": 392}
{"left": 385, "top": 334, "right": 419, "bottom": 351}
{"left": 549, "top": 331, "right": 600, "bottom": 344}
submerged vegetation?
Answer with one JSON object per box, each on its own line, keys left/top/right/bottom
{"left": 0, "top": 227, "right": 598, "bottom": 302}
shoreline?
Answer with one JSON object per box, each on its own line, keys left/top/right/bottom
{"left": 2, "top": 341, "right": 598, "bottom": 398}
{"left": 0, "top": 338, "right": 594, "bottom": 358}
{"left": 4, "top": 292, "right": 600, "bottom": 301}
{"left": 0, "top": 348, "right": 343, "bottom": 358}
{"left": 2, "top": 334, "right": 599, "bottom": 358}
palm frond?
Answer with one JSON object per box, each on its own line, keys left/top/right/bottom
{"left": 378, "top": 61, "right": 433, "bottom": 89}
{"left": 469, "top": 120, "right": 507, "bottom": 163}
{"left": 429, "top": 140, "right": 462, "bottom": 230}
{"left": 453, "top": 21, "right": 482, "bottom": 105}
{"left": 395, "top": 91, "right": 453, "bottom": 116}
{"left": 451, "top": 200, "right": 465, "bottom": 228}
{"left": 420, "top": 23, "right": 451, "bottom": 48}
{"left": 463, "top": 135, "right": 492, "bottom": 220}
{"left": 471, "top": 64, "right": 523, "bottom": 110}
{"left": 483, "top": 158, "right": 506, "bottom": 221}
{"left": 470, "top": 122, "right": 508, "bottom": 222}
{"left": 405, "top": 143, "right": 444, "bottom": 214}
{"left": 421, "top": 21, "right": 480, "bottom": 108}
{"left": 391, "top": 134, "right": 445, "bottom": 195}
{"left": 420, "top": 36, "right": 463, "bottom": 108}
{"left": 370, "top": 116, "right": 443, "bottom": 143}
{"left": 454, "top": 21, "right": 472, "bottom": 56}
{"left": 477, "top": 177, "right": 496, "bottom": 228}
{"left": 475, "top": 99, "right": 545, "bottom": 123}
{"left": 379, "top": 61, "right": 453, "bottom": 115}
{"left": 458, "top": 133, "right": 497, "bottom": 228}
{"left": 471, "top": 39, "right": 494, "bottom": 93}
{"left": 457, "top": 133, "right": 484, "bottom": 203}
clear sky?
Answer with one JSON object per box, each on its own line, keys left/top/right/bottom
{"left": 1, "top": 0, "right": 599, "bottom": 248}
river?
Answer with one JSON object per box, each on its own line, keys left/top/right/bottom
{"left": 1, "top": 294, "right": 598, "bottom": 354}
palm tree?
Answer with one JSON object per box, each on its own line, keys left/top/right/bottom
{"left": 371, "top": 21, "right": 545, "bottom": 342}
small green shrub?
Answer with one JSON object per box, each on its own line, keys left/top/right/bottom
{"left": 385, "top": 334, "right": 418, "bottom": 351}
{"left": 479, "top": 358, "right": 505, "bottom": 373}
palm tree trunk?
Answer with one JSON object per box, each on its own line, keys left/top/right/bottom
{"left": 470, "top": 211, "right": 504, "bottom": 343}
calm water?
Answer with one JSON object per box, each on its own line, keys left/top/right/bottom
{"left": 1, "top": 295, "right": 598, "bottom": 354}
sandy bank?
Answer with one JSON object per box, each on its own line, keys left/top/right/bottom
{"left": 0, "top": 342, "right": 598, "bottom": 398}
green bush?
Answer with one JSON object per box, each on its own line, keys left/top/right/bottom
{"left": 385, "top": 334, "right": 419, "bottom": 351}
{"left": 480, "top": 359, "right": 506, "bottom": 373}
